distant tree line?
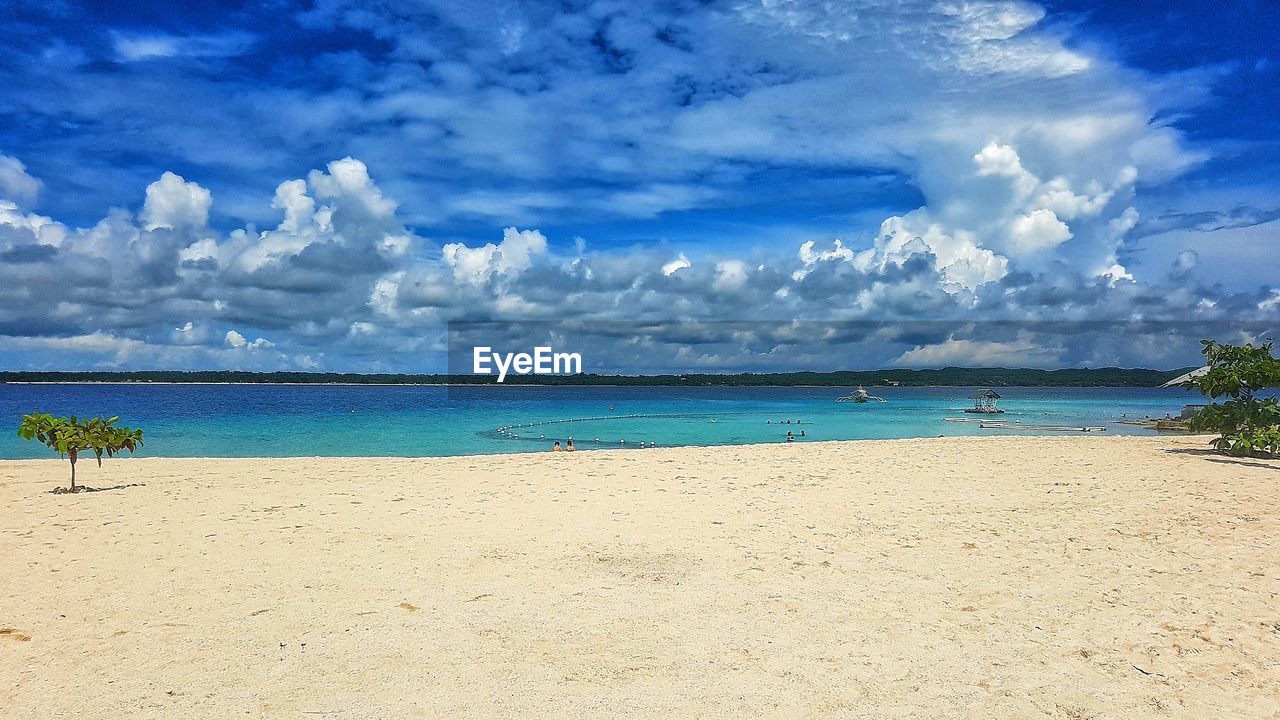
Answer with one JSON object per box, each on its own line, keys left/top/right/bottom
{"left": 0, "top": 367, "right": 1195, "bottom": 387}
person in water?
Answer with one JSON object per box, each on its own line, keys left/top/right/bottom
{"left": 785, "top": 431, "right": 795, "bottom": 442}
{"left": 552, "top": 441, "right": 562, "bottom": 451}
{"left": 566, "top": 438, "right": 575, "bottom": 452}
{"left": 799, "top": 429, "right": 806, "bottom": 437}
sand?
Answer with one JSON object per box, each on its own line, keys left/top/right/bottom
{"left": 1, "top": 435, "right": 1278, "bottom": 719}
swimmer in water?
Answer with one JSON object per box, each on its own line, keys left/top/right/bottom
{"left": 552, "top": 441, "right": 562, "bottom": 451}
{"left": 566, "top": 438, "right": 575, "bottom": 452}
{"left": 785, "top": 431, "right": 794, "bottom": 442}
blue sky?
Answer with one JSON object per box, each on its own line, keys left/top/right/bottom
{"left": 0, "top": 0, "right": 1276, "bottom": 372}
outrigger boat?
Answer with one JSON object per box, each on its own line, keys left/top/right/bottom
{"left": 836, "top": 385, "right": 887, "bottom": 403}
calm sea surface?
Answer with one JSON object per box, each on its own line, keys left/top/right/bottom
{"left": 0, "top": 383, "right": 1208, "bottom": 459}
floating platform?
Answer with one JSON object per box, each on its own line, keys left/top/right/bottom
{"left": 979, "top": 423, "right": 1106, "bottom": 433}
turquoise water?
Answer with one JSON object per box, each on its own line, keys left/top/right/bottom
{"left": 0, "top": 383, "right": 1205, "bottom": 458}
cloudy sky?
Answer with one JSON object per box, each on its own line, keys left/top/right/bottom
{"left": 1, "top": 0, "right": 1276, "bottom": 372}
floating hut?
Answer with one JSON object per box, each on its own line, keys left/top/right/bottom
{"left": 964, "top": 389, "right": 1004, "bottom": 414}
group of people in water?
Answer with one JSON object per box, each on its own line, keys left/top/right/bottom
{"left": 544, "top": 413, "right": 811, "bottom": 450}
{"left": 551, "top": 437, "right": 658, "bottom": 451}
{"left": 768, "top": 418, "right": 807, "bottom": 442}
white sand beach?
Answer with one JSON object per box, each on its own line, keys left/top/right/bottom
{"left": 2, "top": 436, "right": 1278, "bottom": 719}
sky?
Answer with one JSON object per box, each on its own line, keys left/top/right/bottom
{"left": 0, "top": 0, "right": 1277, "bottom": 372}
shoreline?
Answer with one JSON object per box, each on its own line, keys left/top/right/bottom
{"left": 3, "top": 380, "right": 1186, "bottom": 388}
{"left": 0, "top": 433, "right": 1213, "bottom": 463}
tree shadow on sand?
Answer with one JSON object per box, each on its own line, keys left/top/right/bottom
{"left": 1164, "top": 448, "right": 1280, "bottom": 471}
{"left": 50, "top": 483, "right": 147, "bottom": 495}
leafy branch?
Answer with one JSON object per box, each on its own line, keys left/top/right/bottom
{"left": 1181, "top": 340, "right": 1280, "bottom": 456}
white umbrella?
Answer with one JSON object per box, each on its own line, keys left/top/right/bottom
{"left": 1160, "top": 366, "right": 1209, "bottom": 388}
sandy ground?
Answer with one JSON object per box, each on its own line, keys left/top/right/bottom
{"left": 1, "top": 436, "right": 1278, "bottom": 719}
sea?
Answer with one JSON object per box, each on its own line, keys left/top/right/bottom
{"left": 0, "top": 383, "right": 1208, "bottom": 459}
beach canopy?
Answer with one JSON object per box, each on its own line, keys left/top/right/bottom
{"left": 1160, "top": 366, "right": 1209, "bottom": 388}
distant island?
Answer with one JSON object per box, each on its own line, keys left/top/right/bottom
{"left": 0, "top": 367, "right": 1196, "bottom": 387}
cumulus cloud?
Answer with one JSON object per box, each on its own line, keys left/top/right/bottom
{"left": 441, "top": 227, "right": 548, "bottom": 285}
{"left": 1, "top": 152, "right": 1275, "bottom": 372}
{"left": 142, "top": 172, "right": 212, "bottom": 231}
{"left": 0, "top": 155, "right": 42, "bottom": 207}
{"left": 1010, "top": 209, "right": 1072, "bottom": 252}
{"left": 225, "top": 330, "right": 273, "bottom": 350}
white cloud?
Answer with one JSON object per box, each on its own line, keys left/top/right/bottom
{"left": 1009, "top": 208, "right": 1072, "bottom": 252}
{"left": 798, "top": 238, "right": 855, "bottom": 266}
{"left": 661, "top": 253, "right": 691, "bottom": 276}
{"left": 225, "top": 330, "right": 273, "bottom": 350}
{"left": 1, "top": 149, "right": 1273, "bottom": 373}
{"left": 871, "top": 214, "right": 1009, "bottom": 288}
{"left": 1098, "top": 263, "right": 1134, "bottom": 286}
{"left": 974, "top": 143, "right": 1038, "bottom": 199}
{"left": 1260, "top": 291, "right": 1280, "bottom": 312}
{"left": 893, "top": 334, "right": 1066, "bottom": 368}
{"left": 1128, "top": 127, "right": 1208, "bottom": 182}
{"left": 111, "top": 30, "right": 257, "bottom": 62}
{"left": 0, "top": 155, "right": 42, "bottom": 207}
{"left": 0, "top": 200, "right": 68, "bottom": 246}
{"left": 712, "top": 260, "right": 749, "bottom": 292}
{"left": 307, "top": 157, "right": 396, "bottom": 220}
{"left": 0, "top": 331, "right": 150, "bottom": 365}
{"left": 442, "top": 227, "right": 548, "bottom": 284}
{"left": 142, "top": 171, "right": 211, "bottom": 231}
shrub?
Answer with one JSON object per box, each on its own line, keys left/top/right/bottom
{"left": 1181, "top": 340, "right": 1280, "bottom": 456}
{"left": 17, "top": 412, "right": 144, "bottom": 492}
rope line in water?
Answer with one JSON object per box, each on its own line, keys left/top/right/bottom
{"left": 492, "top": 411, "right": 812, "bottom": 445}
{"left": 494, "top": 411, "right": 707, "bottom": 445}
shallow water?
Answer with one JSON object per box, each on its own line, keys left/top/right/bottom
{"left": 0, "top": 383, "right": 1209, "bottom": 458}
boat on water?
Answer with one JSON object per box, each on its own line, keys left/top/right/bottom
{"left": 836, "top": 385, "right": 887, "bottom": 403}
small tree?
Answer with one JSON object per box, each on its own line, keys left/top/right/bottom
{"left": 17, "top": 412, "right": 144, "bottom": 492}
{"left": 1181, "top": 339, "right": 1280, "bottom": 456}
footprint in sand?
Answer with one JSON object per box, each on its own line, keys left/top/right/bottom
{"left": 399, "top": 602, "right": 419, "bottom": 612}
{"left": 0, "top": 628, "right": 31, "bottom": 641}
